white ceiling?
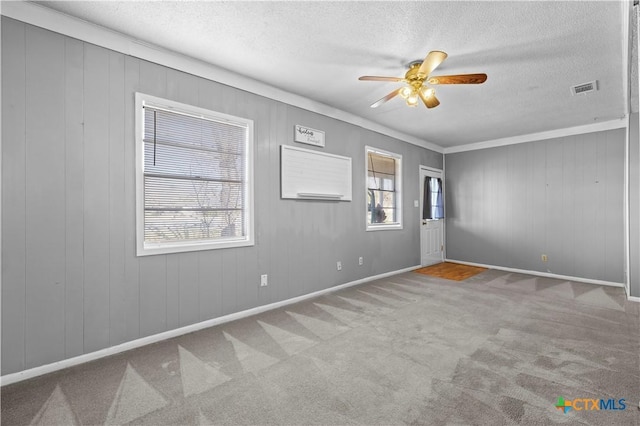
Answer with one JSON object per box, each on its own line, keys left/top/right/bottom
{"left": 30, "top": 1, "right": 630, "bottom": 149}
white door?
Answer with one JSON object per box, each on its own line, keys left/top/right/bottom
{"left": 420, "top": 166, "right": 444, "bottom": 266}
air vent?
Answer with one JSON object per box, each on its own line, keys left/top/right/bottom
{"left": 571, "top": 80, "right": 598, "bottom": 95}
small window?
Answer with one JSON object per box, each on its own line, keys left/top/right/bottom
{"left": 366, "top": 147, "right": 402, "bottom": 230}
{"left": 424, "top": 176, "right": 444, "bottom": 220}
{"left": 135, "top": 93, "right": 254, "bottom": 256}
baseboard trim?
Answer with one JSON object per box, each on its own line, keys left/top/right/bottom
{"left": 0, "top": 265, "right": 419, "bottom": 387}
{"left": 627, "top": 295, "right": 640, "bottom": 303}
{"left": 445, "top": 259, "right": 624, "bottom": 288}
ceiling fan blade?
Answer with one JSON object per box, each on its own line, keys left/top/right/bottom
{"left": 417, "top": 51, "right": 448, "bottom": 77}
{"left": 371, "top": 88, "right": 401, "bottom": 108}
{"left": 419, "top": 90, "right": 440, "bottom": 109}
{"left": 358, "top": 76, "right": 404, "bottom": 82}
{"left": 428, "top": 74, "right": 487, "bottom": 85}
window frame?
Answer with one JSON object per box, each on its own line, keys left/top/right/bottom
{"left": 365, "top": 146, "right": 403, "bottom": 231}
{"left": 135, "top": 92, "right": 254, "bottom": 256}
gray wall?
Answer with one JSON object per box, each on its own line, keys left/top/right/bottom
{"left": 1, "top": 18, "right": 442, "bottom": 375}
{"left": 630, "top": 113, "right": 640, "bottom": 297}
{"left": 445, "top": 128, "right": 626, "bottom": 284}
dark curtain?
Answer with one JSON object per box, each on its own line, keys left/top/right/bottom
{"left": 423, "top": 176, "right": 444, "bottom": 220}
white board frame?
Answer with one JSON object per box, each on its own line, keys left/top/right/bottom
{"left": 280, "top": 145, "right": 352, "bottom": 201}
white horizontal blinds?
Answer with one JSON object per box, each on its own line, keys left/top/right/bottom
{"left": 367, "top": 152, "right": 397, "bottom": 224}
{"left": 143, "top": 106, "right": 247, "bottom": 243}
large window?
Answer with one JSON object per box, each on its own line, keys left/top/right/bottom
{"left": 135, "top": 93, "right": 254, "bottom": 256}
{"left": 366, "top": 147, "right": 402, "bottom": 230}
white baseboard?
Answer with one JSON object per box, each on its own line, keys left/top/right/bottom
{"left": 627, "top": 295, "right": 640, "bottom": 303}
{"left": 0, "top": 265, "right": 419, "bottom": 387}
{"left": 445, "top": 258, "right": 624, "bottom": 288}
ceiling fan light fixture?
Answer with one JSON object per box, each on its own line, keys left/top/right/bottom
{"left": 399, "top": 86, "right": 413, "bottom": 99}
{"left": 406, "top": 93, "right": 419, "bottom": 107}
{"left": 421, "top": 86, "right": 435, "bottom": 99}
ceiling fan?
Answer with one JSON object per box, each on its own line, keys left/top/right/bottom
{"left": 358, "top": 51, "right": 487, "bottom": 109}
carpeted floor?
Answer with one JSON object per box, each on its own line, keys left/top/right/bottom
{"left": 414, "top": 262, "right": 487, "bottom": 281}
{"left": 1, "top": 269, "right": 639, "bottom": 425}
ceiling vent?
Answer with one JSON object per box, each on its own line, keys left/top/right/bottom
{"left": 571, "top": 80, "right": 598, "bottom": 95}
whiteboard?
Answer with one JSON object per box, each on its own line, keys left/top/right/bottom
{"left": 281, "top": 145, "right": 352, "bottom": 201}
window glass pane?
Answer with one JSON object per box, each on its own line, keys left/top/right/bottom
{"left": 144, "top": 109, "right": 245, "bottom": 154}
{"left": 144, "top": 176, "right": 244, "bottom": 210}
{"left": 366, "top": 149, "right": 401, "bottom": 227}
{"left": 144, "top": 142, "right": 244, "bottom": 181}
{"left": 138, "top": 98, "right": 252, "bottom": 254}
{"left": 144, "top": 210, "right": 242, "bottom": 243}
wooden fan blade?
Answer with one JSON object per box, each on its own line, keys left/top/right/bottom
{"left": 419, "top": 90, "right": 440, "bottom": 109}
{"left": 359, "top": 76, "right": 404, "bottom": 82}
{"left": 428, "top": 73, "right": 487, "bottom": 85}
{"left": 417, "top": 51, "right": 448, "bottom": 77}
{"left": 371, "top": 88, "right": 401, "bottom": 108}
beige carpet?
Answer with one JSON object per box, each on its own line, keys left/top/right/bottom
{"left": 1, "top": 270, "right": 638, "bottom": 425}
{"left": 414, "top": 261, "right": 487, "bottom": 281}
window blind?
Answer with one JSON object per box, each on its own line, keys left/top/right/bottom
{"left": 142, "top": 106, "right": 248, "bottom": 244}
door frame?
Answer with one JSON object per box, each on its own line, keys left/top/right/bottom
{"left": 419, "top": 165, "right": 445, "bottom": 265}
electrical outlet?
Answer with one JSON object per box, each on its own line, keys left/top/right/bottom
{"left": 260, "top": 274, "right": 268, "bottom": 287}
{"left": 358, "top": 256, "right": 363, "bottom": 266}
{"left": 337, "top": 261, "right": 342, "bottom": 271}
{"left": 541, "top": 254, "right": 548, "bottom": 262}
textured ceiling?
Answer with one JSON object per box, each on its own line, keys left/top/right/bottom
{"left": 32, "top": 1, "right": 630, "bottom": 149}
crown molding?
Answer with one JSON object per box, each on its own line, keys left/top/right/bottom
{"left": 444, "top": 118, "right": 628, "bottom": 154}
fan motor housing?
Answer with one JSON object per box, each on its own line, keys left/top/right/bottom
{"left": 405, "top": 61, "right": 427, "bottom": 83}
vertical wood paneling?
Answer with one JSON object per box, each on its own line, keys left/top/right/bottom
{"left": 24, "top": 26, "right": 67, "bottom": 368}
{"left": 165, "top": 255, "right": 180, "bottom": 330}
{"left": 579, "top": 133, "right": 599, "bottom": 278}
{"left": 445, "top": 129, "right": 625, "bottom": 283}
{"left": 235, "top": 93, "right": 260, "bottom": 311}
{"left": 198, "top": 251, "right": 222, "bottom": 321}
{"left": 593, "top": 133, "right": 608, "bottom": 279}
{"left": 2, "top": 21, "right": 445, "bottom": 374}
{"left": 138, "top": 256, "right": 168, "bottom": 336}
{"left": 573, "top": 133, "right": 588, "bottom": 276}
{"left": 83, "top": 43, "right": 111, "bottom": 353}
{"left": 1, "top": 18, "right": 27, "bottom": 374}
{"left": 178, "top": 253, "right": 199, "bottom": 326}
{"left": 545, "top": 139, "right": 563, "bottom": 273}
{"left": 108, "top": 51, "right": 127, "bottom": 345}
{"left": 64, "top": 36, "right": 85, "bottom": 358}
{"left": 138, "top": 60, "right": 168, "bottom": 337}
{"left": 506, "top": 144, "right": 524, "bottom": 267}
{"left": 604, "top": 130, "right": 625, "bottom": 282}
{"left": 222, "top": 249, "right": 238, "bottom": 315}
{"left": 531, "top": 141, "right": 547, "bottom": 267}
{"left": 561, "top": 136, "right": 577, "bottom": 276}
{"left": 629, "top": 113, "right": 640, "bottom": 297}
{"left": 273, "top": 103, "right": 290, "bottom": 302}
{"left": 123, "top": 56, "right": 141, "bottom": 342}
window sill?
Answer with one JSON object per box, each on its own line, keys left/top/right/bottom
{"left": 366, "top": 223, "right": 403, "bottom": 231}
{"left": 137, "top": 237, "right": 254, "bottom": 256}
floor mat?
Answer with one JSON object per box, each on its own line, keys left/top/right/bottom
{"left": 414, "top": 262, "right": 487, "bottom": 281}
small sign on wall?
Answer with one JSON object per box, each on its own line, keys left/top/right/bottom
{"left": 294, "top": 125, "right": 325, "bottom": 147}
